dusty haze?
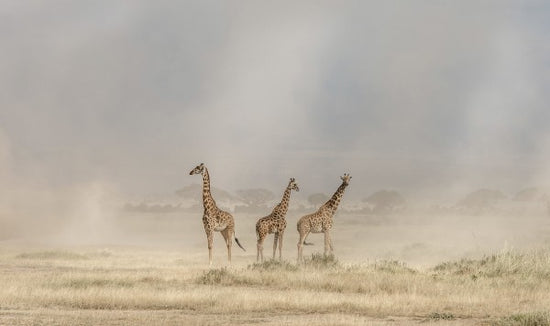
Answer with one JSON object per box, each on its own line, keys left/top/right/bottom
{"left": 1, "top": 1, "right": 550, "bottom": 264}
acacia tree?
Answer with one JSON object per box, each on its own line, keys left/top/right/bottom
{"left": 175, "top": 184, "right": 235, "bottom": 202}
{"left": 457, "top": 189, "right": 505, "bottom": 209}
{"left": 363, "top": 190, "right": 405, "bottom": 213}
{"left": 513, "top": 187, "right": 544, "bottom": 202}
{"left": 236, "top": 188, "right": 275, "bottom": 207}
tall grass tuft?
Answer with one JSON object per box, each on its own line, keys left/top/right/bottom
{"left": 196, "top": 268, "right": 253, "bottom": 286}
{"left": 248, "top": 259, "right": 299, "bottom": 272}
{"left": 373, "top": 260, "right": 417, "bottom": 274}
{"left": 197, "top": 268, "right": 233, "bottom": 285}
{"left": 301, "top": 253, "right": 341, "bottom": 269}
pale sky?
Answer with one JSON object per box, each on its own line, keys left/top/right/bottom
{"left": 1, "top": 1, "right": 550, "bottom": 201}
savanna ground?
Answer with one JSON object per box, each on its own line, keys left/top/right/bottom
{"left": 1, "top": 210, "right": 550, "bottom": 325}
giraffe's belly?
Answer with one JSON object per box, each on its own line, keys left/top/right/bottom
{"left": 213, "top": 223, "right": 228, "bottom": 231}
{"left": 310, "top": 224, "right": 324, "bottom": 233}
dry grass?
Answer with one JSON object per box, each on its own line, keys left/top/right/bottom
{"left": 15, "top": 250, "right": 88, "bottom": 260}
{"left": 493, "top": 312, "right": 550, "bottom": 326}
{"left": 1, "top": 246, "right": 549, "bottom": 325}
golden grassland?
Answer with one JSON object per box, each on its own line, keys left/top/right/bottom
{"left": 0, "top": 245, "right": 550, "bottom": 325}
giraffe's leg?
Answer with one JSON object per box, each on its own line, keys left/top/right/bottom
{"left": 297, "top": 236, "right": 302, "bottom": 263}
{"left": 297, "top": 231, "right": 309, "bottom": 263}
{"left": 278, "top": 230, "right": 284, "bottom": 261}
{"left": 229, "top": 229, "right": 234, "bottom": 264}
{"left": 257, "top": 233, "right": 265, "bottom": 262}
{"left": 256, "top": 238, "right": 260, "bottom": 262}
{"left": 324, "top": 231, "right": 330, "bottom": 256}
{"left": 206, "top": 230, "right": 214, "bottom": 266}
{"left": 260, "top": 240, "right": 264, "bottom": 262}
{"left": 221, "top": 228, "right": 232, "bottom": 265}
{"left": 272, "top": 232, "right": 279, "bottom": 260}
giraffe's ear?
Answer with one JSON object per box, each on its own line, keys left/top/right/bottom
{"left": 291, "top": 178, "right": 295, "bottom": 182}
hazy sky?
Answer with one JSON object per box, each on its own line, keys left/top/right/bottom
{"left": 1, "top": 1, "right": 550, "bottom": 201}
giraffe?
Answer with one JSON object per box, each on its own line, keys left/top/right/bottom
{"left": 255, "top": 178, "right": 300, "bottom": 262}
{"left": 296, "top": 173, "right": 351, "bottom": 262}
{"left": 189, "top": 163, "right": 245, "bottom": 265}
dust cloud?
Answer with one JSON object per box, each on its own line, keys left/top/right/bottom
{"left": 1, "top": 1, "right": 550, "bottom": 265}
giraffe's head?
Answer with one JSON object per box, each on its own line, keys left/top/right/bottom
{"left": 289, "top": 177, "right": 300, "bottom": 192}
{"left": 340, "top": 173, "right": 352, "bottom": 185}
{"left": 189, "top": 163, "right": 205, "bottom": 176}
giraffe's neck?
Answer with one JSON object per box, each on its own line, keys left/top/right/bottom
{"left": 322, "top": 181, "right": 348, "bottom": 214}
{"left": 201, "top": 168, "right": 217, "bottom": 214}
{"left": 272, "top": 185, "right": 292, "bottom": 217}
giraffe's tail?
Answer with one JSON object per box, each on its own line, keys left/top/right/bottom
{"left": 234, "top": 230, "right": 245, "bottom": 251}
{"left": 303, "top": 241, "right": 314, "bottom": 246}
{"left": 235, "top": 237, "right": 246, "bottom": 251}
